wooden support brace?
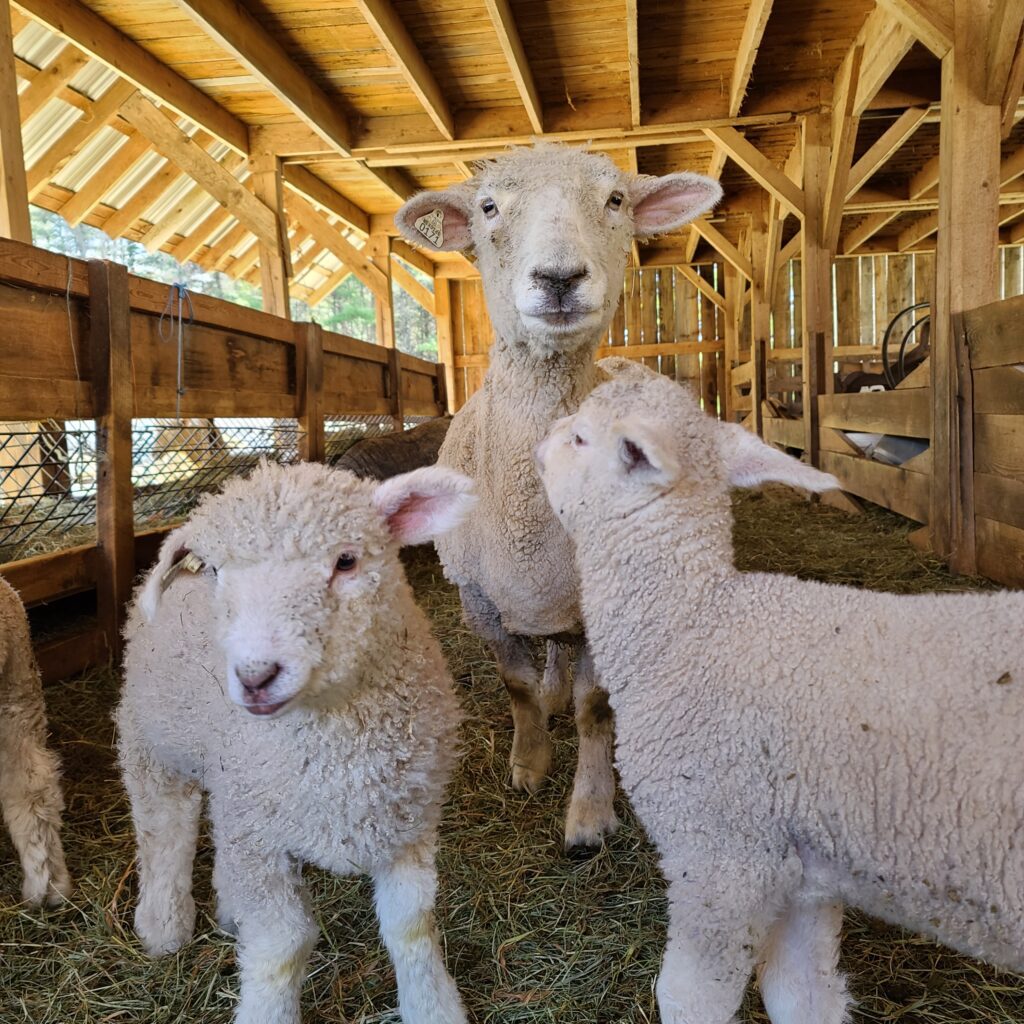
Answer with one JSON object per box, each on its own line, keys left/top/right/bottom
{"left": 0, "top": 1, "right": 30, "bottom": 242}
{"left": 297, "top": 321, "right": 325, "bottom": 463}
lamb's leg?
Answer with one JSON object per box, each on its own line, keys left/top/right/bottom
{"left": 757, "top": 897, "right": 850, "bottom": 1024}
{"left": 540, "top": 640, "right": 571, "bottom": 717}
{"left": 564, "top": 644, "right": 618, "bottom": 853}
{"left": 372, "top": 842, "right": 467, "bottom": 1024}
{"left": 122, "top": 753, "right": 201, "bottom": 955}
{"left": 217, "top": 844, "right": 319, "bottom": 1024}
{"left": 0, "top": 729, "right": 71, "bottom": 906}
{"left": 459, "top": 584, "right": 550, "bottom": 792}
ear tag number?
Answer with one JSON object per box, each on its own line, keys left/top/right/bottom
{"left": 414, "top": 208, "right": 444, "bottom": 247}
{"left": 160, "top": 551, "right": 205, "bottom": 592}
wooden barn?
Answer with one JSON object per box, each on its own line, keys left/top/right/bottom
{"left": 0, "top": 0, "right": 1023, "bottom": 1021}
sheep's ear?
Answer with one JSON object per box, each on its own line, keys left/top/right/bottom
{"left": 720, "top": 422, "right": 840, "bottom": 492}
{"left": 138, "top": 527, "right": 194, "bottom": 623}
{"left": 612, "top": 418, "right": 681, "bottom": 486}
{"left": 394, "top": 188, "right": 474, "bottom": 252}
{"left": 373, "top": 466, "right": 477, "bottom": 545}
{"left": 629, "top": 172, "right": 723, "bottom": 239}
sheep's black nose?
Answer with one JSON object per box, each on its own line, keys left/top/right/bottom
{"left": 235, "top": 661, "right": 281, "bottom": 693}
{"left": 533, "top": 266, "right": 588, "bottom": 299}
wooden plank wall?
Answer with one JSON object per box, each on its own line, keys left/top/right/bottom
{"left": 966, "top": 293, "right": 1024, "bottom": 587}
{"left": 449, "top": 267, "right": 727, "bottom": 416}
{"left": 0, "top": 239, "right": 447, "bottom": 679}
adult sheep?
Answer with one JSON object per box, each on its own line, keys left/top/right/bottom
{"left": 536, "top": 370, "right": 1024, "bottom": 1024}
{"left": 0, "top": 577, "right": 71, "bottom": 906}
{"left": 118, "top": 461, "right": 474, "bottom": 1024}
{"left": 395, "top": 144, "right": 721, "bottom": 851}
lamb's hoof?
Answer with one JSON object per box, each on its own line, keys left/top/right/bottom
{"left": 564, "top": 805, "right": 618, "bottom": 853}
{"left": 510, "top": 762, "right": 547, "bottom": 794}
{"left": 22, "top": 870, "right": 72, "bottom": 908}
{"left": 135, "top": 901, "right": 195, "bottom": 957}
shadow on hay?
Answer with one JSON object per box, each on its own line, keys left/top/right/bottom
{"left": 0, "top": 489, "right": 1020, "bottom": 1023}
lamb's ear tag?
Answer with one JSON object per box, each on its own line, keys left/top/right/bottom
{"left": 160, "top": 551, "right": 205, "bottom": 592}
{"left": 414, "top": 208, "right": 444, "bottom": 247}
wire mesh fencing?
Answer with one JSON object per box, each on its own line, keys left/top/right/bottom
{"left": 324, "top": 414, "right": 397, "bottom": 465}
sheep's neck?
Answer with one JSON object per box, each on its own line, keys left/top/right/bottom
{"left": 487, "top": 335, "right": 602, "bottom": 414}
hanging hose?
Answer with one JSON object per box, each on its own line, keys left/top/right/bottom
{"left": 881, "top": 302, "right": 930, "bottom": 389}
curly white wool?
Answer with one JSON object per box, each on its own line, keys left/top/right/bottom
{"left": 118, "top": 461, "right": 475, "bottom": 1024}
{"left": 538, "top": 371, "right": 1024, "bottom": 1024}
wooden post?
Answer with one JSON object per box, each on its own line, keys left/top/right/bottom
{"left": 749, "top": 194, "right": 771, "bottom": 436}
{"left": 0, "top": 2, "right": 30, "bottom": 242}
{"left": 89, "top": 260, "right": 134, "bottom": 663}
{"left": 296, "top": 321, "right": 324, "bottom": 462}
{"left": 723, "top": 264, "right": 740, "bottom": 422}
{"left": 369, "top": 233, "right": 396, "bottom": 348}
{"left": 930, "top": 4, "right": 1001, "bottom": 571}
{"left": 433, "top": 275, "right": 457, "bottom": 414}
{"left": 801, "top": 110, "right": 833, "bottom": 465}
{"left": 387, "top": 346, "right": 405, "bottom": 431}
{"left": 251, "top": 150, "right": 292, "bottom": 319}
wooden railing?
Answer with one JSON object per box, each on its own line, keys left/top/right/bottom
{"left": 0, "top": 239, "right": 447, "bottom": 679}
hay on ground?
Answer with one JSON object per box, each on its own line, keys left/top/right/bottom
{"left": 0, "top": 489, "right": 1018, "bottom": 1023}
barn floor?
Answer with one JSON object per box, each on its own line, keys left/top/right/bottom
{"left": 0, "top": 489, "right": 1018, "bottom": 1024}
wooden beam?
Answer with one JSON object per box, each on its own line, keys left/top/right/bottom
{"left": 777, "top": 229, "right": 802, "bottom": 268}
{"left": 729, "top": 0, "right": 774, "bottom": 117}
{"left": 171, "top": 204, "right": 232, "bottom": 264}
{"left": 361, "top": 162, "right": 419, "bottom": 202}
{"left": 120, "top": 92, "right": 279, "bottom": 248}
{"left": 850, "top": 8, "right": 916, "bottom": 115}
{"left": 0, "top": 1, "right": 30, "bottom": 242}
{"left": 686, "top": 147, "right": 728, "bottom": 262}
{"left": 842, "top": 209, "right": 900, "bottom": 253}
{"left": 352, "top": 0, "right": 454, "bottom": 139}
{"left": 897, "top": 210, "right": 939, "bottom": 250}
{"left": 824, "top": 43, "right": 864, "bottom": 252}
{"left": 202, "top": 221, "right": 248, "bottom": 272}
{"left": 391, "top": 237, "right": 436, "bottom": 278}
{"left": 875, "top": 0, "right": 953, "bottom": 57}
{"left": 846, "top": 107, "right": 928, "bottom": 199}
{"left": 931, "top": 4, "right": 1001, "bottom": 570}
{"left": 58, "top": 131, "right": 151, "bottom": 227}
{"left": 17, "top": 44, "right": 90, "bottom": 123}
{"left": 26, "top": 79, "right": 136, "bottom": 201}
{"left": 749, "top": 193, "right": 771, "bottom": 436}
{"left": 1001, "top": 23, "right": 1024, "bottom": 136}
{"left": 703, "top": 126, "right": 805, "bottom": 218}
{"left": 306, "top": 266, "right": 352, "bottom": 307}
{"left": 170, "top": 0, "right": 352, "bottom": 156}
{"left": 482, "top": 0, "right": 542, "bottom": 133}
{"left": 101, "top": 157, "right": 182, "bottom": 239}
{"left": 14, "top": 0, "right": 248, "bottom": 153}
{"left": 676, "top": 263, "right": 725, "bottom": 310}
{"left": 286, "top": 190, "right": 389, "bottom": 303}
{"left": 391, "top": 259, "right": 434, "bottom": 314}
{"left": 251, "top": 151, "right": 291, "bottom": 318}
{"left": 282, "top": 164, "right": 370, "bottom": 236}
{"left": 986, "top": 0, "right": 1024, "bottom": 106}
{"left": 433, "top": 276, "right": 456, "bottom": 413}
{"left": 690, "top": 217, "right": 753, "bottom": 281}
{"left": 625, "top": 0, "right": 640, "bottom": 128}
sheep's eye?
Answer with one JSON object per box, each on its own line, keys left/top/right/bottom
{"left": 334, "top": 553, "right": 358, "bottom": 573}
{"left": 480, "top": 198, "right": 498, "bottom": 218}
{"left": 607, "top": 191, "right": 624, "bottom": 210}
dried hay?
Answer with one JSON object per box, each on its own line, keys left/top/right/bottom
{"left": 0, "top": 488, "right": 1018, "bottom": 1022}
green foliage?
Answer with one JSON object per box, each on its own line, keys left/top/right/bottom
{"left": 30, "top": 207, "right": 438, "bottom": 359}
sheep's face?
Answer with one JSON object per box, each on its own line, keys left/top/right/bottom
{"left": 396, "top": 144, "right": 722, "bottom": 356}
{"left": 140, "top": 463, "right": 476, "bottom": 718}
{"left": 536, "top": 373, "right": 839, "bottom": 535}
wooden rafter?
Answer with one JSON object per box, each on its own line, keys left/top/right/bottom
{"left": 1001, "top": 23, "right": 1024, "bottom": 135}
{"left": 897, "top": 210, "right": 938, "bottom": 250}
{"left": 170, "top": 203, "right": 233, "bottom": 265}
{"left": 841, "top": 210, "right": 900, "bottom": 253}
{"left": 823, "top": 43, "right": 864, "bottom": 252}
{"left": 26, "top": 79, "right": 137, "bottom": 201}
{"left": 848, "top": 7, "right": 916, "bottom": 116}
{"left": 171, "top": 0, "right": 352, "bottom": 156}
{"left": 875, "top": 0, "right": 952, "bottom": 57}
{"left": 985, "top": 0, "right": 1024, "bottom": 106}
{"left": 352, "top": 0, "right": 454, "bottom": 139}
{"left": 102, "top": 156, "right": 182, "bottom": 239}
{"left": 690, "top": 217, "right": 753, "bottom": 280}
{"left": 392, "top": 237, "right": 435, "bottom": 278}
{"left": 203, "top": 222, "right": 249, "bottom": 272}
{"left": 58, "top": 131, "right": 151, "bottom": 227}
{"left": 482, "top": 0, "right": 542, "bottom": 133}
{"left": 282, "top": 164, "right": 370, "bottom": 236}
{"left": 306, "top": 266, "right": 352, "bottom": 307}
{"left": 846, "top": 107, "right": 928, "bottom": 200}
{"left": 685, "top": 147, "right": 727, "bottom": 262}
{"left": 286, "top": 191, "right": 389, "bottom": 303}
{"left": 704, "top": 125, "right": 804, "bottom": 218}
{"left": 729, "top": 0, "right": 774, "bottom": 117}
{"left": 391, "top": 259, "right": 435, "bottom": 314}
{"left": 625, "top": 0, "right": 640, "bottom": 128}
{"left": 119, "top": 92, "right": 279, "bottom": 248}
{"left": 17, "top": 44, "right": 90, "bottom": 123}
{"left": 676, "top": 264, "right": 725, "bottom": 310}
{"left": 14, "top": 0, "right": 248, "bottom": 153}
{"left": 0, "top": 0, "right": 30, "bottom": 242}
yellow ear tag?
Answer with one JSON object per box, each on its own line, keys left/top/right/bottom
{"left": 414, "top": 208, "right": 444, "bottom": 247}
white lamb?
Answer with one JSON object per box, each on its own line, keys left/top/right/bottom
{"left": 0, "top": 576, "right": 71, "bottom": 906}
{"left": 536, "top": 370, "right": 1024, "bottom": 1024}
{"left": 396, "top": 143, "right": 721, "bottom": 850}
{"left": 117, "top": 461, "right": 475, "bottom": 1024}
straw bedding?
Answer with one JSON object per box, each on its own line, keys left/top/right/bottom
{"left": 0, "top": 488, "right": 1018, "bottom": 1023}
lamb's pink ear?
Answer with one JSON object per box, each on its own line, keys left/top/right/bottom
{"left": 630, "top": 172, "right": 723, "bottom": 239}
{"left": 612, "top": 417, "right": 681, "bottom": 487}
{"left": 138, "top": 526, "right": 194, "bottom": 623}
{"left": 394, "top": 188, "right": 474, "bottom": 252}
{"left": 373, "top": 466, "right": 477, "bottom": 545}
{"left": 720, "top": 422, "right": 840, "bottom": 492}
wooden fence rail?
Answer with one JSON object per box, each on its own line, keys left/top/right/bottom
{"left": 0, "top": 239, "right": 447, "bottom": 679}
